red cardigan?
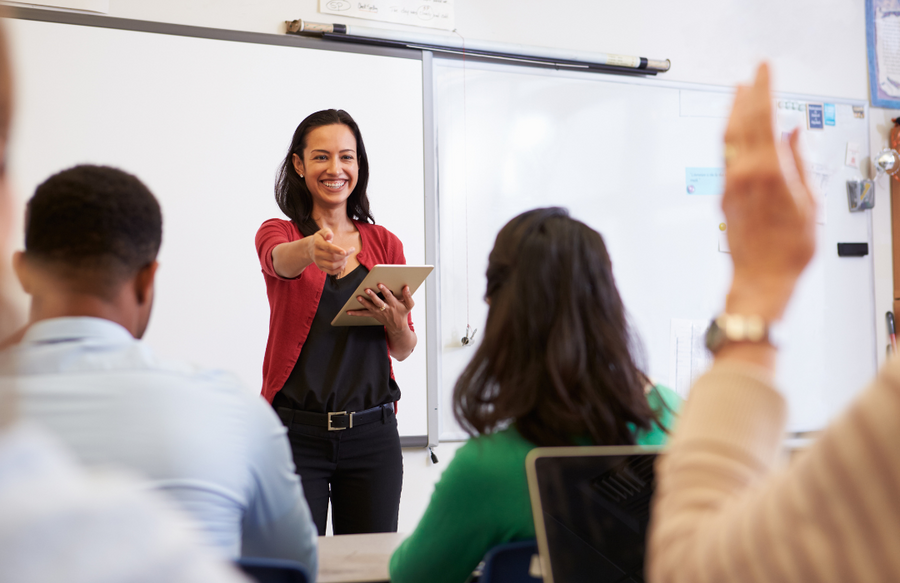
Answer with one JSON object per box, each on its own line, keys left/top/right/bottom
{"left": 255, "top": 218, "right": 414, "bottom": 404}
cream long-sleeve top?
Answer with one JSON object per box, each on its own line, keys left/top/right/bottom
{"left": 648, "top": 359, "right": 900, "bottom": 583}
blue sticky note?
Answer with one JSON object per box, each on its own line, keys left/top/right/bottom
{"left": 685, "top": 167, "right": 725, "bottom": 195}
{"left": 807, "top": 103, "right": 824, "bottom": 129}
{"left": 824, "top": 103, "right": 835, "bottom": 126}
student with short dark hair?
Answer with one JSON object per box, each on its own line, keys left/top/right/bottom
{"left": 4, "top": 164, "right": 318, "bottom": 574}
{"left": 389, "top": 207, "right": 681, "bottom": 583}
{"left": 23, "top": 164, "right": 162, "bottom": 299}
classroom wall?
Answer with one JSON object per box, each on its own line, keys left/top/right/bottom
{"left": 8, "top": 0, "right": 892, "bottom": 536}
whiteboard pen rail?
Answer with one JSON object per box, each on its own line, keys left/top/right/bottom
{"left": 324, "top": 34, "right": 654, "bottom": 76}
{"left": 285, "top": 19, "right": 670, "bottom": 73}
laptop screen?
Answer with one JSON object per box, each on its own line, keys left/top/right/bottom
{"left": 526, "top": 447, "right": 661, "bottom": 583}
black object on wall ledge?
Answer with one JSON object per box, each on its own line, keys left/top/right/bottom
{"left": 837, "top": 243, "right": 869, "bottom": 257}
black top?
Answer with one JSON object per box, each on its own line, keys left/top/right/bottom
{"left": 273, "top": 265, "right": 401, "bottom": 414}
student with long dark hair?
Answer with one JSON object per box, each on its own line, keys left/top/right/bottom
{"left": 390, "top": 207, "right": 680, "bottom": 583}
{"left": 255, "top": 109, "right": 415, "bottom": 535}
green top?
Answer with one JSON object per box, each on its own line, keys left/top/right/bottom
{"left": 389, "top": 385, "right": 681, "bottom": 583}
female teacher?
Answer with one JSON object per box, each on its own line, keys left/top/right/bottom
{"left": 255, "top": 109, "right": 416, "bottom": 536}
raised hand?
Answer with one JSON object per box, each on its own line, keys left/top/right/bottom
{"left": 722, "top": 63, "right": 817, "bottom": 322}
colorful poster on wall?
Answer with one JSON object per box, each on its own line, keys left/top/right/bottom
{"left": 867, "top": 0, "right": 900, "bottom": 108}
{"left": 319, "top": 0, "right": 455, "bottom": 31}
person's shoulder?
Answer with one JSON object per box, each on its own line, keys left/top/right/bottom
{"left": 155, "top": 358, "right": 257, "bottom": 401}
{"left": 649, "top": 384, "right": 683, "bottom": 415}
{"left": 4, "top": 323, "right": 147, "bottom": 378}
{"left": 357, "top": 222, "right": 401, "bottom": 244}
{"left": 635, "top": 384, "right": 682, "bottom": 445}
{"left": 142, "top": 359, "right": 283, "bottom": 446}
{"left": 111, "top": 346, "right": 261, "bottom": 412}
{"left": 357, "top": 222, "right": 405, "bottom": 265}
{"left": 168, "top": 364, "right": 248, "bottom": 394}
{"left": 256, "top": 217, "right": 299, "bottom": 241}
{"left": 431, "top": 427, "right": 535, "bottom": 537}
{"left": 451, "top": 426, "right": 535, "bottom": 475}
{"left": 8, "top": 330, "right": 247, "bottom": 399}
{"left": 259, "top": 217, "right": 291, "bottom": 230}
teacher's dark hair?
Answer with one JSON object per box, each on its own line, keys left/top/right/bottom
{"left": 453, "top": 207, "right": 663, "bottom": 447}
{"left": 275, "top": 109, "right": 374, "bottom": 236}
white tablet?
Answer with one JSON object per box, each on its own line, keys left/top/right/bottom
{"left": 331, "top": 264, "right": 434, "bottom": 327}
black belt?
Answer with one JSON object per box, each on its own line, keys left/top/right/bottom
{"left": 277, "top": 403, "right": 394, "bottom": 431}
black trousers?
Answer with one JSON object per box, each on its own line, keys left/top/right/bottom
{"left": 281, "top": 407, "right": 403, "bottom": 536}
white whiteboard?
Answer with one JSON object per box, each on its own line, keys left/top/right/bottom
{"left": 434, "top": 58, "right": 876, "bottom": 437}
{"left": 6, "top": 17, "right": 430, "bottom": 439}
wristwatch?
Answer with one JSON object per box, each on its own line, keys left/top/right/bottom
{"left": 705, "top": 314, "right": 776, "bottom": 354}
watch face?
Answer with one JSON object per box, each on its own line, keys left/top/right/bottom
{"left": 704, "top": 314, "right": 770, "bottom": 354}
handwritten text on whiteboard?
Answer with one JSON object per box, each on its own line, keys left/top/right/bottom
{"left": 319, "top": 0, "right": 455, "bottom": 31}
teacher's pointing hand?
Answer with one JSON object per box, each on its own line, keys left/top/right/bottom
{"left": 309, "top": 227, "right": 356, "bottom": 276}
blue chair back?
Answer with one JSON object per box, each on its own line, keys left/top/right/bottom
{"left": 480, "top": 540, "right": 541, "bottom": 583}
{"left": 235, "top": 557, "right": 310, "bottom": 583}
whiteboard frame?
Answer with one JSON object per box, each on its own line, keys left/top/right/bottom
{"left": 3, "top": 6, "right": 441, "bottom": 448}
{"left": 422, "top": 51, "right": 442, "bottom": 449}
{"left": 4, "top": 6, "right": 420, "bottom": 61}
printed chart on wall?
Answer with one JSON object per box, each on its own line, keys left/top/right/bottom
{"left": 866, "top": 0, "right": 900, "bottom": 108}
{"left": 319, "top": 0, "right": 454, "bottom": 30}
{"left": 434, "top": 58, "right": 875, "bottom": 437}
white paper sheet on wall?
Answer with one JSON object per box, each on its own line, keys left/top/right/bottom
{"left": 807, "top": 163, "right": 834, "bottom": 225}
{"left": 669, "top": 319, "right": 713, "bottom": 398}
{"left": 319, "top": 0, "right": 455, "bottom": 31}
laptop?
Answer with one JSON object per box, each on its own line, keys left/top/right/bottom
{"left": 525, "top": 446, "right": 662, "bottom": 583}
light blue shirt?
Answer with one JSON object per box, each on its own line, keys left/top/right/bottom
{"left": 0, "top": 422, "right": 250, "bottom": 583}
{"left": 2, "top": 317, "right": 318, "bottom": 577}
